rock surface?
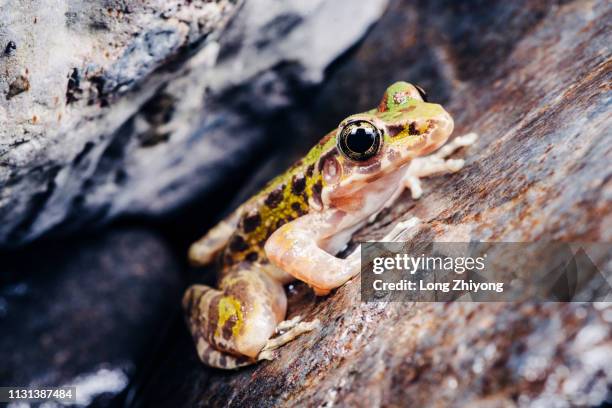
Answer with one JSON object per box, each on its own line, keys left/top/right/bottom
{"left": 128, "top": 0, "right": 612, "bottom": 406}
{"left": 0, "top": 228, "right": 182, "bottom": 406}
{"left": 0, "top": 0, "right": 388, "bottom": 246}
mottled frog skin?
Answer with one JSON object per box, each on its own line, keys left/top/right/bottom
{"left": 183, "top": 82, "right": 477, "bottom": 368}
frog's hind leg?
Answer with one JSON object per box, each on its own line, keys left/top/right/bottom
{"left": 183, "top": 264, "right": 287, "bottom": 368}
{"left": 403, "top": 132, "right": 478, "bottom": 199}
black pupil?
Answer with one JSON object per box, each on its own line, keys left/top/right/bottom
{"left": 346, "top": 126, "right": 376, "bottom": 153}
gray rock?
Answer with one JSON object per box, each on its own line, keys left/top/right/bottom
{"left": 0, "top": 0, "right": 388, "bottom": 246}
{"left": 0, "top": 227, "right": 182, "bottom": 406}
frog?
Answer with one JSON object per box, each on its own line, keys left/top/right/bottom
{"left": 183, "top": 82, "right": 478, "bottom": 369}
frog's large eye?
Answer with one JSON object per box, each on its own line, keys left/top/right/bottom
{"left": 337, "top": 120, "right": 382, "bottom": 162}
{"left": 415, "top": 85, "right": 428, "bottom": 102}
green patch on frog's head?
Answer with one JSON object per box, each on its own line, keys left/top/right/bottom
{"left": 373, "top": 81, "right": 454, "bottom": 158}
{"left": 318, "top": 82, "right": 454, "bottom": 194}
{"left": 377, "top": 81, "right": 427, "bottom": 112}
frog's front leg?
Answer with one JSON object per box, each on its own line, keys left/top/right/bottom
{"left": 403, "top": 132, "right": 478, "bottom": 199}
{"left": 183, "top": 265, "right": 287, "bottom": 368}
{"left": 265, "top": 211, "right": 361, "bottom": 296}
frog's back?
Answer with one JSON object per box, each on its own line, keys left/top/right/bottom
{"left": 220, "top": 133, "right": 335, "bottom": 269}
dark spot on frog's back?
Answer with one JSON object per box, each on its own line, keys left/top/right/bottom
{"left": 229, "top": 235, "right": 249, "bottom": 252}
{"left": 387, "top": 124, "right": 404, "bottom": 137}
{"left": 291, "top": 175, "right": 306, "bottom": 195}
{"left": 291, "top": 202, "right": 305, "bottom": 215}
{"left": 306, "top": 164, "right": 315, "bottom": 178}
{"left": 245, "top": 252, "right": 259, "bottom": 262}
{"left": 408, "top": 122, "right": 419, "bottom": 135}
{"left": 242, "top": 213, "right": 261, "bottom": 233}
{"left": 243, "top": 213, "right": 261, "bottom": 233}
{"left": 264, "top": 186, "right": 284, "bottom": 209}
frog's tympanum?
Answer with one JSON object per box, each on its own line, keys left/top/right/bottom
{"left": 183, "top": 82, "right": 477, "bottom": 368}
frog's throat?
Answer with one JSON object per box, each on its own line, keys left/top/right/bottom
{"left": 321, "top": 165, "right": 405, "bottom": 209}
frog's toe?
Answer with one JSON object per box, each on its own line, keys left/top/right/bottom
{"left": 257, "top": 349, "right": 276, "bottom": 361}
{"left": 258, "top": 318, "right": 321, "bottom": 360}
{"left": 455, "top": 132, "right": 478, "bottom": 146}
{"left": 405, "top": 176, "right": 423, "bottom": 199}
{"left": 275, "top": 315, "right": 303, "bottom": 333}
{"left": 446, "top": 158, "right": 465, "bottom": 172}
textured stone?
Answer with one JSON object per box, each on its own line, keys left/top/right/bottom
{"left": 129, "top": 0, "right": 612, "bottom": 406}
{"left": 0, "top": 0, "right": 387, "bottom": 246}
{"left": 0, "top": 228, "right": 182, "bottom": 406}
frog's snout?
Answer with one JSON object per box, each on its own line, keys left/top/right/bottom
{"left": 426, "top": 106, "right": 454, "bottom": 152}
{"left": 436, "top": 108, "right": 454, "bottom": 136}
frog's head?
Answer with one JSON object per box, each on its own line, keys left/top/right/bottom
{"left": 314, "top": 82, "right": 454, "bottom": 208}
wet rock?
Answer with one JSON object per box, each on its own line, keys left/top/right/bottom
{"left": 130, "top": 0, "right": 612, "bottom": 406}
{"left": 0, "top": 228, "right": 182, "bottom": 406}
{"left": 0, "top": 0, "right": 387, "bottom": 246}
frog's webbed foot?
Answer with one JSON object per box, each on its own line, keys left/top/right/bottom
{"left": 404, "top": 132, "right": 478, "bottom": 199}
{"left": 258, "top": 317, "right": 321, "bottom": 361}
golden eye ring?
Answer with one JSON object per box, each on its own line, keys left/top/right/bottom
{"left": 337, "top": 120, "right": 382, "bottom": 162}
